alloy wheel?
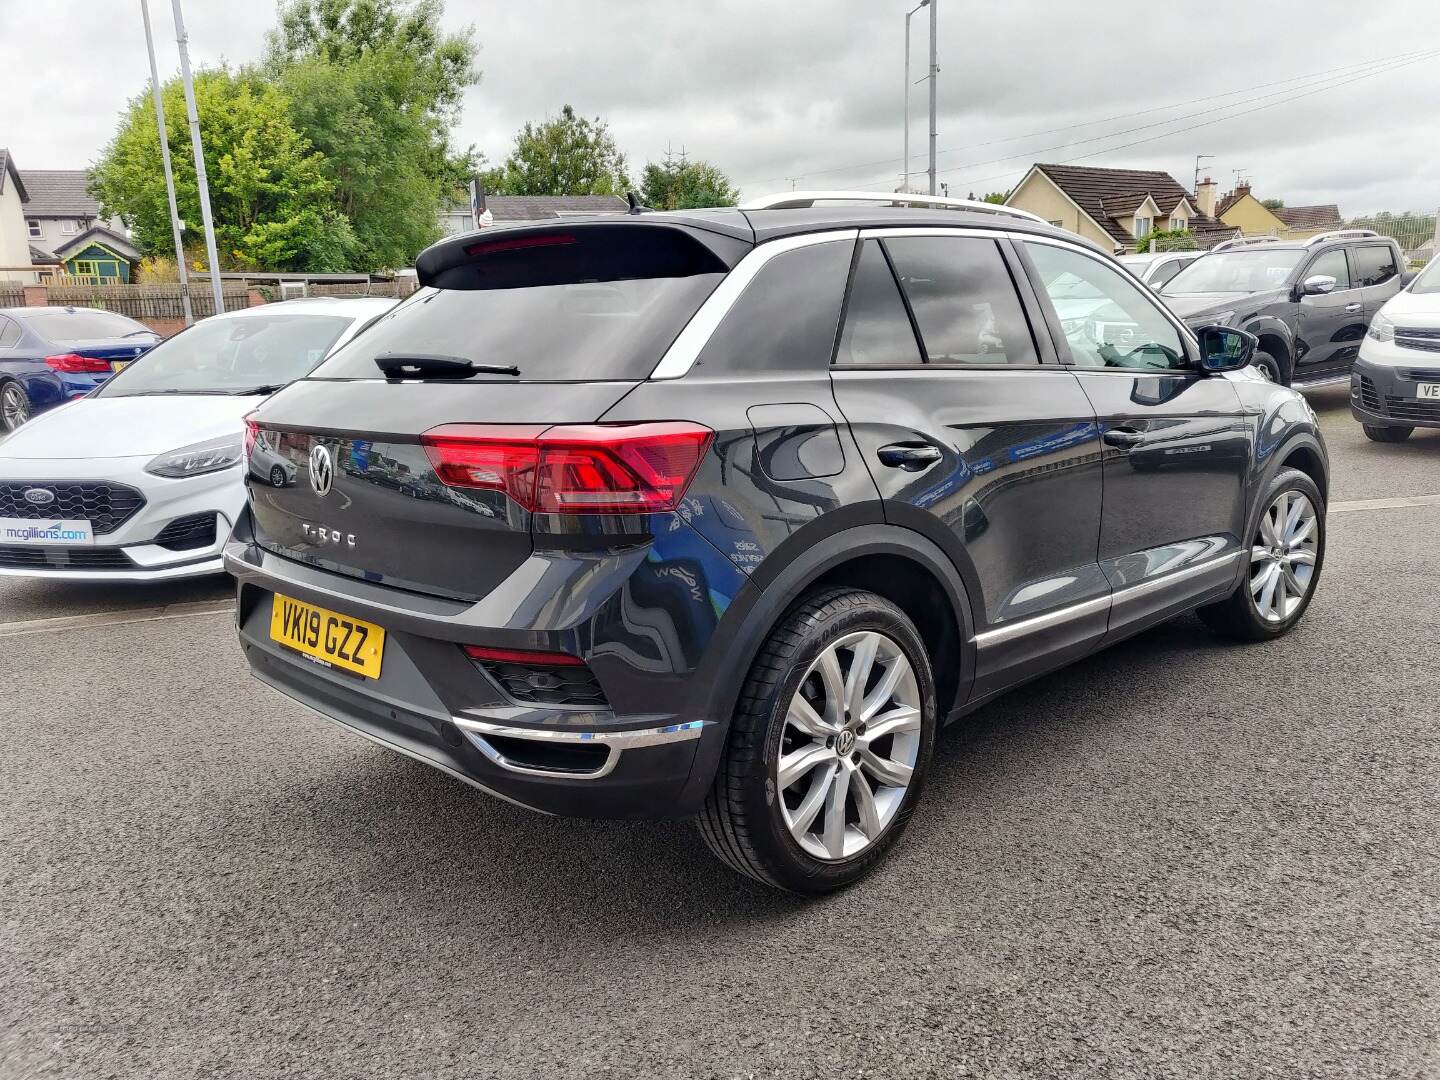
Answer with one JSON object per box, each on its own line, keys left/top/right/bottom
{"left": 1250, "top": 490, "right": 1319, "bottom": 622}
{"left": 1, "top": 384, "right": 28, "bottom": 430}
{"left": 776, "top": 631, "right": 922, "bottom": 861}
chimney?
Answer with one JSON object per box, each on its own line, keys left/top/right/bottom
{"left": 1196, "top": 175, "right": 1217, "bottom": 218}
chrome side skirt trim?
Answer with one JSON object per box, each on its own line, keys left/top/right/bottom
{"left": 0, "top": 556, "right": 226, "bottom": 582}
{"left": 648, "top": 229, "right": 859, "bottom": 380}
{"left": 452, "top": 717, "right": 709, "bottom": 781}
{"left": 973, "top": 595, "right": 1109, "bottom": 649}
{"left": 973, "top": 551, "right": 1243, "bottom": 649}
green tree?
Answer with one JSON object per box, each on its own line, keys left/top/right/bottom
{"left": 90, "top": 69, "right": 356, "bottom": 272}
{"left": 488, "top": 105, "right": 631, "bottom": 196}
{"left": 638, "top": 150, "right": 738, "bottom": 210}
{"left": 1261, "top": 198, "right": 1285, "bottom": 210}
{"left": 980, "top": 190, "right": 1010, "bottom": 204}
{"left": 264, "top": 0, "right": 481, "bottom": 268}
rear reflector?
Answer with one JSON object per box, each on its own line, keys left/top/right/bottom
{"left": 462, "top": 645, "right": 585, "bottom": 666}
{"left": 421, "top": 422, "right": 713, "bottom": 514}
{"left": 45, "top": 353, "right": 112, "bottom": 374}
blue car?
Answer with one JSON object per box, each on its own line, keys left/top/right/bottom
{"left": 0, "top": 306, "right": 160, "bottom": 433}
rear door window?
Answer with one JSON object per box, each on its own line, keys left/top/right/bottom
{"left": 834, "top": 240, "right": 923, "bottom": 367}
{"left": 312, "top": 226, "right": 729, "bottom": 382}
{"left": 883, "top": 236, "right": 1038, "bottom": 365}
{"left": 1352, "top": 244, "right": 1399, "bottom": 287}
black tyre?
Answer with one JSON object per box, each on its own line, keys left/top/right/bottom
{"left": 1198, "top": 467, "right": 1325, "bottom": 642}
{"left": 270, "top": 465, "right": 288, "bottom": 487}
{"left": 1362, "top": 424, "right": 1413, "bottom": 443}
{"left": 698, "top": 587, "right": 937, "bottom": 894}
{"left": 1252, "top": 350, "right": 1287, "bottom": 385}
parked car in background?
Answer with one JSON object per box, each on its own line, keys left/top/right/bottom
{"left": 1350, "top": 256, "right": 1440, "bottom": 441}
{"left": 0, "top": 306, "right": 160, "bottom": 433}
{"left": 1119, "top": 250, "right": 1203, "bottom": 290}
{"left": 1156, "top": 231, "right": 1409, "bottom": 387}
{"left": 225, "top": 193, "right": 1329, "bottom": 893}
{"left": 0, "top": 297, "right": 392, "bottom": 580}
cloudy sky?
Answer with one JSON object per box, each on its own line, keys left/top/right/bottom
{"left": 3, "top": 0, "right": 1438, "bottom": 215}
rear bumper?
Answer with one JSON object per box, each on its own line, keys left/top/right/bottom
{"left": 243, "top": 635, "right": 707, "bottom": 818}
{"left": 224, "top": 509, "right": 751, "bottom": 819}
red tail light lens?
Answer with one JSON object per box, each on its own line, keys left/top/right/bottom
{"left": 45, "top": 353, "right": 112, "bottom": 374}
{"left": 421, "top": 422, "right": 713, "bottom": 514}
{"left": 243, "top": 419, "right": 260, "bottom": 458}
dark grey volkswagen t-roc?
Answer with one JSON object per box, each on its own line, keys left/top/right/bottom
{"left": 226, "top": 193, "right": 1329, "bottom": 893}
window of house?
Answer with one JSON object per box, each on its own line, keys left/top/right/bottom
{"left": 1048, "top": 219, "right": 1064, "bottom": 228}
{"left": 1134, "top": 216, "right": 1153, "bottom": 239}
{"left": 1169, "top": 216, "right": 1186, "bottom": 231}
{"left": 1305, "top": 249, "right": 1351, "bottom": 289}
{"left": 61, "top": 220, "right": 79, "bottom": 235}
{"left": 26, "top": 218, "right": 41, "bottom": 238}
{"left": 883, "top": 236, "right": 1039, "bottom": 366}
{"left": 74, "top": 260, "right": 98, "bottom": 277}
{"left": 1352, "top": 245, "right": 1399, "bottom": 288}
{"left": 1024, "top": 241, "right": 1187, "bottom": 371}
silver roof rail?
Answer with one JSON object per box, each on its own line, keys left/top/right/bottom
{"left": 739, "top": 190, "right": 1050, "bottom": 225}
{"left": 1303, "top": 228, "right": 1380, "bottom": 247}
{"left": 1210, "top": 235, "right": 1286, "bottom": 253}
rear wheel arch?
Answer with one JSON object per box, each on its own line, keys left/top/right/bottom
{"left": 675, "top": 525, "right": 975, "bottom": 809}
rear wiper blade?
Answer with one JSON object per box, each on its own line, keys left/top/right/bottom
{"left": 374, "top": 352, "right": 520, "bottom": 379}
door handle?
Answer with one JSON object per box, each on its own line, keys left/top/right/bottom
{"left": 1101, "top": 427, "right": 1146, "bottom": 449}
{"left": 877, "top": 443, "right": 943, "bottom": 471}
{"left": 1344, "top": 303, "right": 1362, "bottom": 314}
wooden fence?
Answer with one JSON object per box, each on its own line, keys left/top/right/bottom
{"left": 0, "top": 283, "right": 24, "bottom": 308}
{"left": 44, "top": 283, "right": 253, "bottom": 320}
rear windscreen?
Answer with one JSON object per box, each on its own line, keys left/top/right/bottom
{"left": 20, "top": 309, "right": 146, "bottom": 343}
{"left": 311, "top": 225, "right": 731, "bottom": 382}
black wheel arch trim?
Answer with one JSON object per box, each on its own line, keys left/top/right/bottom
{"left": 673, "top": 520, "right": 976, "bottom": 812}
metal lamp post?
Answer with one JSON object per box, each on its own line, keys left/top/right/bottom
{"left": 902, "top": 0, "right": 929, "bottom": 193}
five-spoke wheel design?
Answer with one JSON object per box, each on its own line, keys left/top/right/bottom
{"left": 777, "top": 630, "right": 921, "bottom": 861}
{"left": 1250, "top": 489, "right": 1319, "bottom": 623}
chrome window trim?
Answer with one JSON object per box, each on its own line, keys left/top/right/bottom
{"left": 452, "top": 716, "right": 710, "bottom": 781}
{"left": 973, "top": 550, "right": 1242, "bottom": 649}
{"left": 648, "top": 229, "right": 859, "bottom": 380}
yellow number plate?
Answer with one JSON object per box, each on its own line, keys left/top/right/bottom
{"left": 111, "top": 360, "right": 130, "bottom": 373}
{"left": 269, "top": 593, "right": 385, "bottom": 678}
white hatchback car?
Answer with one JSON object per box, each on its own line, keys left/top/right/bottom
{"left": 0, "top": 297, "right": 394, "bottom": 580}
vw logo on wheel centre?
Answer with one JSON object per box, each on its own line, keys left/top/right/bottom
{"left": 308, "top": 443, "right": 335, "bottom": 497}
{"left": 22, "top": 487, "right": 56, "bottom": 507}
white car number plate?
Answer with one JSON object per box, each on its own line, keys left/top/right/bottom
{"left": 0, "top": 518, "right": 95, "bottom": 546}
{"left": 1418, "top": 383, "right": 1440, "bottom": 400}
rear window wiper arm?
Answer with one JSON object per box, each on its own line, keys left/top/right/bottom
{"left": 374, "top": 352, "right": 520, "bottom": 379}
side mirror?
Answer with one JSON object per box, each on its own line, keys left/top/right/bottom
{"left": 1401, "top": 269, "right": 1419, "bottom": 287}
{"left": 1196, "top": 325, "right": 1257, "bottom": 374}
{"left": 1302, "top": 274, "right": 1337, "bottom": 296}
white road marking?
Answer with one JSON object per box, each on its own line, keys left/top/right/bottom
{"left": 1329, "top": 494, "right": 1440, "bottom": 514}
{"left": 0, "top": 601, "right": 234, "bottom": 638}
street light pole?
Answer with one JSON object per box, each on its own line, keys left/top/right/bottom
{"left": 927, "top": 0, "right": 938, "bottom": 196}
{"left": 903, "top": 1, "right": 929, "bottom": 193}
{"left": 170, "top": 0, "right": 224, "bottom": 316}
{"left": 139, "top": 0, "right": 192, "bottom": 326}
